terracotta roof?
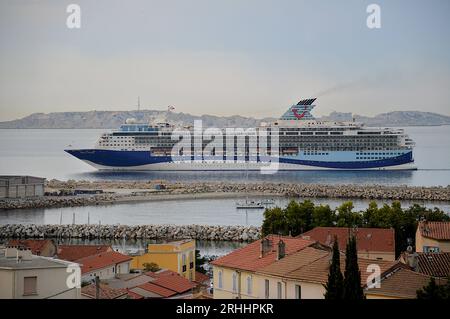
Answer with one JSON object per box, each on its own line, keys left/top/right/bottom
{"left": 299, "top": 227, "right": 395, "bottom": 254}
{"left": 76, "top": 251, "right": 132, "bottom": 274}
{"left": 194, "top": 271, "right": 210, "bottom": 285}
{"left": 126, "top": 289, "right": 145, "bottom": 299}
{"left": 365, "top": 267, "right": 448, "bottom": 299}
{"left": 57, "top": 245, "right": 112, "bottom": 262}
{"left": 148, "top": 270, "right": 196, "bottom": 293}
{"left": 257, "top": 246, "right": 397, "bottom": 286}
{"left": 7, "top": 239, "right": 54, "bottom": 255}
{"left": 211, "top": 235, "right": 315, "bottom": 272}
{"left": 257, "top": 246, "right": 330, "bottom": 277}
{"left": 418, "top": 221, "right": 450, "bottom": 240}
{"left": 137, "top": 282, "right": 177, "bottom": 298}
{"left": 417, "top": 253, "right": 450, "bottom": 277}
{"left": 81, "top": 283, "right": 127, "bottom": 299}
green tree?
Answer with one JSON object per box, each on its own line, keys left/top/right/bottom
{"left": 143, "top": 262, "right": 160, "bottom": 272}
{"left": 336, "top": 202, "right": 361, "bottom": 228}
{"left": 195, "top": 249, "right": 207, "bottom": 274}
{"left": 285, "top": 200, "right": 314, "bottom": 236}
{"left": 343, "top": 236, "right": 365, "bottom": 299}
{"left": 261, "top": 207, "right": 287, "bottom": 236}
{"left": 416, "top": 277, "right": 449, "bottom": 300}
{"left": 312, "top": 204, "right": 335, "bottom": 228}
{"left": 324, "top": 237, "right": 344, "bottom": 299}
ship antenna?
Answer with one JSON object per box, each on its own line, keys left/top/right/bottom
{"left": 137, "top": 96, "right": 140, "bottom": 112}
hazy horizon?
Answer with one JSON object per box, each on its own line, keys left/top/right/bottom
{"left": 1, "top": 0, "right": 450, "bottom": 121}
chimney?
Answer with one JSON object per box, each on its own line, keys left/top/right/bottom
{"left": 406, "top": 247, "right": 419, "bottom": 271}
{"left": 95, "top": 276, "right": 100, "bottom": 299}
{"left": 276, "top": 240, "right": 286, "bottom": 260}
{"left": 260, "top": 238, "right": 272, "bottom": 258}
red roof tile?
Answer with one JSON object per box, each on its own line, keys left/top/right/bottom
{"left": 194, "top": 271, "right": 210, "bottom": 285}
{"left": 137, "top": 282, "right": 177, "bottom": 298}
{"left": 257, "top": 246, "right": 397, "bottom": 286}
{"left": 416, "top": 252, "right": 450, "bottom": 277}
{"left": 57, "top": 245, "right": 113, "bottom": 262}
{"left": 7, "top": 239, "right": 54, "bottom": 256}
{"left": 81, "top": 283, "right": 127, "bottom": 299}
{"left": 151, "top": 273, "right": 196, "bottom": 293}
{"left": 76, "top": 251, "right": 132, "bottom": 274}
{"left": 126, "top": 290, "right": 144, "bottom": 299}
{"left": 299, "top": 227, "right": 395, "bottom": 254}
{"left": 211, "top": 235, "right": 315, "bottom": 272}
{"left": 419, "top": 221, "right": 450, "bottom": 240}
{"left": 365, "top": 267, "right": 448, "bottom": 299}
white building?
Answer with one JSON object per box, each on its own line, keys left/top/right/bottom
{"left": 76, "top": 251, "right": 132, "bottom": 283}
{"left": 0, "top": 247, "right": 80, "bottom": 299}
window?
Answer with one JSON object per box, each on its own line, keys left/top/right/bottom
{"left": 247, "top": 276, "right": 252, "bottom": 295}
{"left": 424, "top": 246, "right": 440, "bottom": 253}
{"left": 23, "top": 276, "right": 37, "bottom": 295}
{"left": 232, "top": 272, "right": 237, "bottom": 293}
{"left": 277, "top": 282, "right": 282, "bottom": 299}
{"left": 295, "top": 285, "right": 302, "bottom": 299}
{"left": 218, "top": 271, "right": 223, "bottom": 289}
{"left": 265, "top": 279, "right": 270, "bottom": 299}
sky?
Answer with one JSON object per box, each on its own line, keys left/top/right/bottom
{"left": 0, "top": 0, "right": 449, "bottom": 121}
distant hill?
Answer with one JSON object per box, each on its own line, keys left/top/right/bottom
{"left": 0, "top": 109, "right": 449, "bottom": 129}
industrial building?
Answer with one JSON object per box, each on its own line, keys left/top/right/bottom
{"left": 0, "top": 175, "right": 45, "bottom": 199}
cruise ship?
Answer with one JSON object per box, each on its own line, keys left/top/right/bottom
{"left": 65, "top": 98, "right": 416, "bottom": 171}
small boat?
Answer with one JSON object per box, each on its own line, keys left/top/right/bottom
{"left": 260, "top": 199, "right": 275, "bottom": 205}
{"left": 236, "top": 200, "right": 265, "bottom": 209}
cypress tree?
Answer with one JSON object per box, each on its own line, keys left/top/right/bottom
{"left": 324, "top": 237, "right": 344, "bottom": 299}
{"left": 343, "top": 235, "right": 365, "bottom": 299}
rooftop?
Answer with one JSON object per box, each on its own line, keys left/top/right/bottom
{"left": 145, "top": 269, "right": 196, "bottom": 293}
{"left": 257, "top": 246, "right": 397, "bottom": 285}
{"left": 57, "top": 245, "right": 112, "bottom": 262}
{"left": 81, "top": 283, "right": 127, "bottom": 299}
{"left": 0, "top": 249, "right": 74, "bottom": 270}
{"left": 365, "top": 267, "right": 448, "bottom": 299}
{"left": 299, "top": 227, "right": 395, "bottom": 253}
{"left": 76, "top": 251, "right": 132, "bottom": 274}
{"left": 416, "top": 252, "right": 450, "bottom": 277}
{"left": 7, "top": 239, "right": 54, "bottom": 256}
{"left": 211, "top": 235, "right": 315, "bottom": 272}
{"left": 418, "top": 221, "right": 450, "bottom": 240}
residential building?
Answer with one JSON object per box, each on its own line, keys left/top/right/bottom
{"left": 7, "top": 239, "right": 57, "bottom": 257}
{"left": 130, "top": 239, "right": 196, "bottom": 281}
{"left": 365, "top": 267, "right": 447, "bottom": 299}
{"left": 0, "top": 247, "right": 80, "bottom": 299}
{"left": 255, "top": 245, "right": 397, "bottom": 299}
{"left": 0, "top": 175, "right": 45, "bottom": 199}
{"left": 299, "top": 227, "right": 396, "bottom": 261}
{"left": 77, "top": 251, "right": 132, "bottom": 283}
{"left": 416, "top": 221, "right": 450, "bottom": 253}
{"left": 399, "top": 251, "right": 450, "bottom": 278}
{"left": 57, "top": 244, "right": 113, "bottom": 262}
{"left": 211, "top": 235, "right": 316, "bottom": 299}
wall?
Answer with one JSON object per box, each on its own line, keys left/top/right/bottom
{"left": 82, "top": 261, "right": 131, "bottom": 282}
{"left": 0, "top": 267, "right": 80, "bottom": 299}
{"left": 416, "top": 229, "right": 450, "bottom": 253}
{"left": 212, "top": 266, "right": 258, "bottom": 299}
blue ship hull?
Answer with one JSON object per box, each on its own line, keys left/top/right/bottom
{"left": 65, "top": 149, "right": 416, "bottom": 170}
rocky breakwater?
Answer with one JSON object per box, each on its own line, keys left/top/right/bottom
{"left": 171, "top": 182, "right": 450, "bottom": 201}
{"left": 0, "top": 194, "right": 116, "bottom": 211}
{"left": 0, "top": 224, "right": 261, "bottom": 242}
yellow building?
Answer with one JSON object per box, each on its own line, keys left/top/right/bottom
{"left": 416, "top": 221, "right": 450, "bottom": 253}
{"left": 130, "top": 239, "right": 196, "bottom": 281}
